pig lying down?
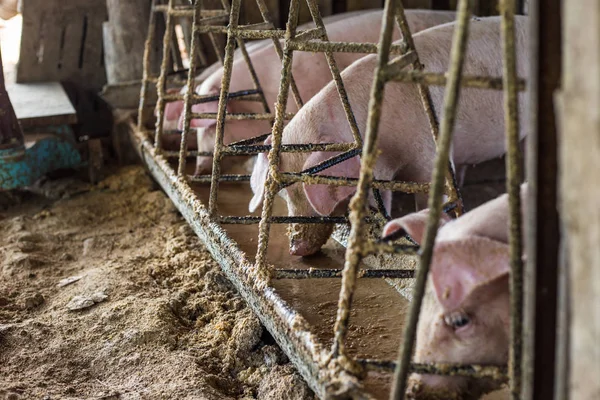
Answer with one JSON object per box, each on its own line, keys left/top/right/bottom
{"left": 381, "top": 184, "right": 528, "bottom": 399}
{"left": 160, "top": 9, "right": 457, "bottom": 173}
{"left": 249, "top": 16, "right": 529, "bottom": 256}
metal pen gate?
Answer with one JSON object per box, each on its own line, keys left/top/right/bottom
{"left": 131, "top": 0, "right": 562, "bottom": 398}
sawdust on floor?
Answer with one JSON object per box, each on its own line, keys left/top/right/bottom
{"left": 0, "top": 166, "right": 314, "bottom": 400}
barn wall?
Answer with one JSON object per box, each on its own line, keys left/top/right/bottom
{"left": 559, "top": 0, "right": 600, "bottom": 398}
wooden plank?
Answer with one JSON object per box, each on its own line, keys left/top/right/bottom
{"left": 104, "top": 0, "right": 152, "bottom": 84}
{"left": 81, "top": 9, "right": 108, "bottom": 89}
{"left": 16, "top": 0, "right": 45, "bottom": 83}
{"left": 61, "top": 12, "right": 85, "bottom": 76}
{"left": 17, "top": 0, "right": 108, "bottom": 91}
{"left": 560, "top": 1, "right": 600, "bottom": 399}
{"left": 5, "top": 82, "right": 77, "bottom": 128}
{"left": 38, "top": 11, "right": 63, "bottom": 78}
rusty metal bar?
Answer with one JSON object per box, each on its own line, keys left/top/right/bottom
{"left": 163, "top": 88, "right": 263, "bottom": 104}
{"left": 155, "top": 4, "right": 228, "bottom": 18}
{"left": 387, "top": 70, "right": 527, "bottom": 90}
{"left": 191, "top": 111, "right": 295, "bottom": 120}
{"left": 359, "top": 359, "right": 508, "bottom": 380}
{"left": 522, "top": 0, "right": 562, "bottom": 399}
{"left": 499, "top": 1, "right": 525, "bottom": 399}
{"left": 273, "top": 269, "right": 415, "bottom": 279}
{"left": 279, "top": 173, "right": 431, "bottom": 193}
{"left": 288, "top": 40, "right": 407, "bottom": 55}
{"left": 219, "top": 215, "right": 349, "bottom": 224}
{"left": 390, "top": 1, "right": 474, "bottom": 398}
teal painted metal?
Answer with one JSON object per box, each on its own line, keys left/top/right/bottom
{"left": 0, "top": 125, "right": 83, "bottom": 190}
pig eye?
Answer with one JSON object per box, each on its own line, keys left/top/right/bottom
{"left": 444, "top": 311, "right": 471, "bottom": 330}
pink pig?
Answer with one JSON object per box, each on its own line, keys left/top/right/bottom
{"left": 160, "top": 9, "right": 377, "bottom": 150}
{"left": 381, "top": 183, "right": 528, "bottom": 399}
{"left": 186, "top": 9, "right": 457, "bottom": 173}
{"left": 249, "top": 16, "right": 529, "bottom": 256}
{"left": 160, "top": 38, "right": 274, "bottom": 144}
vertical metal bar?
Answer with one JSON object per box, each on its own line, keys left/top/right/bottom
{"left": 254, "top": 0, "right": 301, "bottom": 269}
{"left": 499, "top": 1, "right": 524, "bottom": 399}
{"left": 138, "top": 0, "right": 159, "bottom": 134}
{"left": 390, "top": 0, "right": 474, "bottom": 398}
{"left": 331, "top": 0, "right": 397, "bottom": 360}
{"left": 522, "top": 0, "right": 562, "bottom": 398}
{"left": 208, "top": 0, "right": 242, "bottom": 216}
{"left": 154, "top": 0, "right": 176, "bottom": 152}
{"left": 178, "top": 0, "right": 203, "bottom": 176}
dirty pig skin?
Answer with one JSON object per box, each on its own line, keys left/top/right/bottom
{"left": 161, "top": 9, "right": 457, "bottom": 173}
{"left": 381, "top": 183, "right": 528, "bottom": 400}
{"left": 250, "top": 15, "right": 529, "bottom": 256}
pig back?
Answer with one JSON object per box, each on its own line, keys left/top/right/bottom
{"left": 411, "top": 15, "right": 530, "bottom": 165}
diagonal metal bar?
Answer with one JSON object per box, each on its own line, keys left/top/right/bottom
{"left": 499, "top": 1, "right": 525, "bottom": 399}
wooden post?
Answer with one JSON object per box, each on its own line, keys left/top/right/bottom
{"left": 103, "top": 0, "right": 153, "bottom": 84}
{"left": 521, "top": 0, "right": 561, "bottom": 398}
{"left": 0, "top": 47, "right": 24, "bottom": 148}
{"left": 560, "top": 1, "right": 600, "bottom": 399}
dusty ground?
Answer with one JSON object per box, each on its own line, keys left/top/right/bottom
{"left": 0, "top": 166, "right": 314, "bottom": 400}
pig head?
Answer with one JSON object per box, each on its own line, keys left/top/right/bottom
{"left": 381, "top": 184, "right": 527, "bottom": 399}
{"left": 249, "top": 133, "right": 391, "bottom": 256}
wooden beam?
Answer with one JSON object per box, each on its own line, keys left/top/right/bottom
{"left": 522, "top": 0, "right": 561, "bottom": 398}
{"left": 559, "top": 1, "right": 600, "bottom": 399}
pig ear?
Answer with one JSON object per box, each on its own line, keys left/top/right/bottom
{"left": 302, "top": 152, "right": 360, "bottom": 216}
{"left": 249, "top": 136, "right": 272, "bottom": 213}
{"left": 431, "top": 238, "right": 510, "bottom": 311}
{"left": 382, "top": 209, "right": 452, "bottom": 244}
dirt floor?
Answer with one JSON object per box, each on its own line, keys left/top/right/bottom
{"left": 0, "top": 166, "right": 314, "bottom": 400}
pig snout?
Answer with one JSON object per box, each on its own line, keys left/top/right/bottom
{"left": 407, "top": 373, "right": 469, "bottom": 400}
{"left": 287, "top": 223, "right": 334, "bottom": 256}
{"left": 194, "top": 127, "right": 216, "bottom": 175}
{"left": 407, "top": 373, "right": 500, "bottom": 400}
